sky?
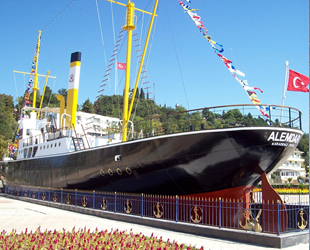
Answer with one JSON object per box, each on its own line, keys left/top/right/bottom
{"left": 0, "top": 0, "right": 309, "bottom": 132}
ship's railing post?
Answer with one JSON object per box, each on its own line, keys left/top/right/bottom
{"left": 289, "top": 108, "right": 292, "bottom": 127}
{"left": 75, "top": 189, "right": 77, "bottom": 207}
{"left": 166, "top": 114, "right": 169, "bottom": 134}
{"left": 61, "top": 188, "right": 63, "bottom": 204}
{"left": 187, "top": 112, "right": 190, "bottom": 131}
{"left": 38, "top": 187, "right": 40, "bottom": 201}
{"left": 219, "top": 197, "right": 222, "bottom": 228}
{"left": 141, "top": 193, "right": 144, "bottom": 217}
{"left": 115, "top": 192, "right": 117, "bottom": 213}
{"left": 277, "top": 201, "right": 280, "bottom": 236}
{"left": 48, "top": 187, "right": 50, "bottom": 203}
{"left": 93, "top": 190, "right": 95, "bottom": 209}
{"left": 268, "top": 105, "right": 271, "bottom": 122}
{"left": 176, "top": 195, "right": 178, "bottom": 223}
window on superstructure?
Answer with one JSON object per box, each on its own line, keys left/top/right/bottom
{"left": 27, "top": 148, "right": 32, "bottom": 158}
{"left": 32, "top": 146, "right": 38, "bottom": 157}
{"left": 23, "top": 149, "right": 27, "bottom": 158}
{"left": 59, "top": 142, "right": 61, "bottom": 146}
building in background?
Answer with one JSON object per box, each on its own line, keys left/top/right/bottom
{"left": 273, "top": 149, "right": 306, "bottom": 184}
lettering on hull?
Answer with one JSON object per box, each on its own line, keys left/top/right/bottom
{"left": 267, "top": 131, "right": 302, "bottom": 147}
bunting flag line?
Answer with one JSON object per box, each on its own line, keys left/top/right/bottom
{"left": 177, "top": 0, "right": 270, "bottom": 121}
{"left": 8, "top": 127, "right": 19, "bottom": 159}
{"left": 22, "top": 43, "right": 39, "bottom": 117}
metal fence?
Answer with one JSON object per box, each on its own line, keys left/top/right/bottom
{"left": 2, "top": 185, "right": 308, "bottom": 236}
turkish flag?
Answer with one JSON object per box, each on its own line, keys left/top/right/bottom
{"left": 8, "top": 145, "right": 14, "bottom": 151}
{"left": 117, "top": 62, "right": 126, "bottom": 70}
{"left": 287, "top": 69, "right": 309, "bottom": 92}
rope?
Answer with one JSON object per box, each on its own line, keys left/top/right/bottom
{"left": 95, "top": 0, "right": 108, "bottom": 67}
{"left": 163, "top": 0, "right": 190, "bottom": 109}
{"left": 42, "top": 0, "right": 75, "bottom": 31}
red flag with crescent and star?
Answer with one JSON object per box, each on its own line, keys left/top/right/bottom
{"left": 287, "top": 69, "right": 309, "bottom": 92}
{"left": 117, "top": 62, "right": 126, "bottom": 70}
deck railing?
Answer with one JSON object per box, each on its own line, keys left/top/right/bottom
{"left": 134, "top": 104, "right": 302, "bottom": 138}
{"left": 2, "top": 185, "right": 308, "bottom": 235}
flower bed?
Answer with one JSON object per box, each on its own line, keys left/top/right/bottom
{"left": 0, "top": 228, "right": 204, "bottom": 250}
{"left": 253, "top": 188, "right": 309, "bottom": 194}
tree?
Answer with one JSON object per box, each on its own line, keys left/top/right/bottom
{"left": 0, "top": 94, "right": 17, "bottom": 140}
{"left": 81, "top": 98, "right": 94, "bottom": 113}
{"left": 0, "top": 135, "right": 10, "bottom": 160}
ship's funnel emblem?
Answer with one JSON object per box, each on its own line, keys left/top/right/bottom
{"left": 239, "top": 209, "right": 262, "bottom": 232}
{"left": 69, "top": 74, "right": 74, "bottom": 82}
{"left": 190, "top": 205, "right": 203, "bottom": 223}
{"left": 124, "top": 199, "right": 132, "bottom": 214}
{"left": 153, "top": 202, "right": 163, "bottom": 218}
{"left": 297, "top": 209, "right": 308, "bottom": 230}
{"left": 101, "top": 198, "right": 107, "bottom": 210}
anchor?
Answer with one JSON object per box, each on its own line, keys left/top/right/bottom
{"left": 101, "top": 198, "right": 107, "bottom": 210}
{"left": 124, "top": 199, "right": 132, "bottom": 214}
{"left": 191, "top": 206, "right": 202, "bottom": 223}
{"left": 53, "top": 193, "right": 57, "bottom": 202}
{"left": 66, "top": 194, "right": 70, "bottom": 205}
{"left": 82, "top": 196, "right": 87, "bottom": 207}
{"left": 42, "top": 192, "right": 46, "bottom": 200}
{"left": 154, "top": 202, "right": 163, "bottom": 218}
{"left": 240, "top": 209, "right": 262, "bottom": 232}
{"left": 298, "top": 209, "right": 307, "bottom": 230}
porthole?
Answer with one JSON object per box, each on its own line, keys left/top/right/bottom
{"left": 108, "top": 169, "right": 113, "bottom": 176}
{"left": 126, "top": 167, "right": 132, "bottom": 175}
{"left": 100, "top": 169, "right": 105, "bottom": 176}
{"left": 116, "top": 168, "right": 122, "bottom": 175}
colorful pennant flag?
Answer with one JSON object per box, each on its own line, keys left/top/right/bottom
{"left": 177, "top": 0, "right": 269, "bottom": 121}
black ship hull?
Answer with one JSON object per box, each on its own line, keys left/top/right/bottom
{"left": 1, "top": 126, "right": 303, "bottom": 200}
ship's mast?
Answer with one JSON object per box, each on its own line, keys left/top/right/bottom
{"left": 121, "top": 0, "right": 136, "bottom": 142}
{"left": 106, "top": 0, "right": 158, "bottom": 142}
{"left": 32, "top": 30, "right": 41, "bottom": 109}
{"left": 13, "top": 30, "right": 56, "bottom": 113}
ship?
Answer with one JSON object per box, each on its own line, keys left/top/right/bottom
{"left": 0, "top": 0, "right": 304, "bottom": 202}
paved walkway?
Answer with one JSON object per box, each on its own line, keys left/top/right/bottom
{"left": 0, "top": 197, "right": 308, "bottom": 250}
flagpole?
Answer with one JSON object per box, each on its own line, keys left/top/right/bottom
{"left": 280, "top": 61, "right": 289, "bottom": 125}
